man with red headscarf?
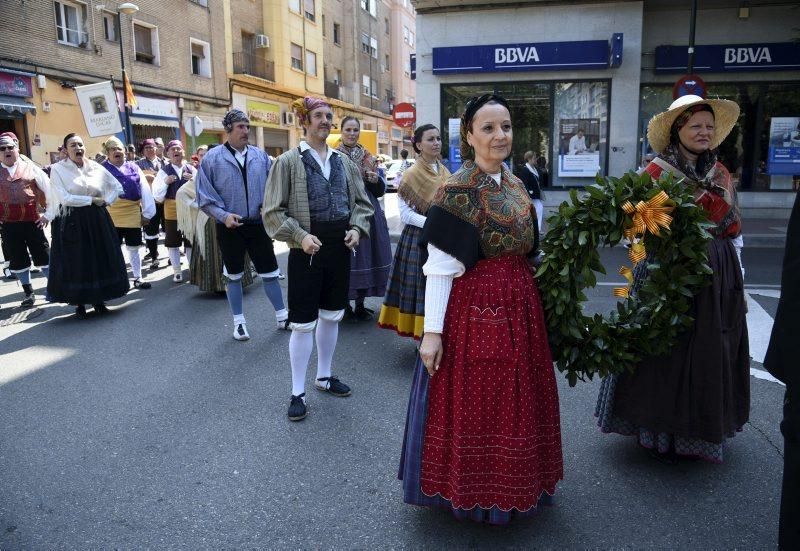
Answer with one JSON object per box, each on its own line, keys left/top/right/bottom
{"left": 263, "top": 97, "right": 373, "bottom": 421}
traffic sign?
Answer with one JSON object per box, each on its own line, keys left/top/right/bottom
{"left": 183, "top": 115, "right": 204, "bottom": 137}
{"left": 392, "top": 103, "right": 416, "bottom": 128}
{"left": 673, "top": 75, "right": 707, "bottom": 99}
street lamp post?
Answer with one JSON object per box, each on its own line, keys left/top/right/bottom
{"left": 116, "top": 2, "right": 139, "bottom": 147}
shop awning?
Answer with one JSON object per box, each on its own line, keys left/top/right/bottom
{"left": 0, "top": 95, "right": 35, "bottom": 116}
{"left": 130, "top": 115, "right": 179, "bottom": 128}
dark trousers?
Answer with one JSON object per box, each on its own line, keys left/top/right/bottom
{"left": 0, "top": 221, "right": 50, "bottom": 271}
{"left": 780, "top": 385, "right": 800, "bottom": 549}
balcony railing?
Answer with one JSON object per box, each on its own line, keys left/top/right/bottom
{"left": 233, "top": 51, "right": 275, "bottom": 82}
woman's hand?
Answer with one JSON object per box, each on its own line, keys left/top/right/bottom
{"left": 91, "top": 197, "right": 106, "bottom": 207}
{"left": 419, "top": 332, "right": 444, "bottom": 376}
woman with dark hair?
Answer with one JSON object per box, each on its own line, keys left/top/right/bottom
{"left": 596, "top": 95, "right": 749, "bottom": 463}
{"left": 378, "top": 124, "right": 450, "bottom": 339}
{"left": 398, "top": 95, "right": 562, "bottom": 523}
{"left": 335, "top": 116, "right": 393, "bottom": 320}
{"left": 47, "top": 133, "right": 129, "bottom": 318}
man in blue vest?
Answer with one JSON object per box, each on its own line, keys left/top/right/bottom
{"left": 196, "top": 109, "right": 288, "bottom": 341}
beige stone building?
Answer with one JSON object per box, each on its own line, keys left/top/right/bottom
{"left": 0, "top": 0, "right": 229, "bottom": 164}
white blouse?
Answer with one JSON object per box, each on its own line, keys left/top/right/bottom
{"left": 152, "top": 162, "right": 189, "bottom": 202}
{"left": 48, "top": 158, "right": 122, "bottom": 220}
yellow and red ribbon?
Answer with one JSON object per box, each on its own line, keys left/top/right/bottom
{"left": 615, "top": 191, "right": 674, "bottom": 297}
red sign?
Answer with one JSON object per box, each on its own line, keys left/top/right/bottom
{"left": 0, "top": 71, "right": 33, "bottom": 98}
{"left": 673, "top": 74, "right": 707, "bottom": 100}
{"left": 392, "top": 102, "right": 416, "bottom": 128}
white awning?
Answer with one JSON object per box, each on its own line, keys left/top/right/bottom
{"left": 0, "top": 95, "right": 35, "bottom": 116}
{"left": 130, "top": 116, "right": 179, "bottom": 128}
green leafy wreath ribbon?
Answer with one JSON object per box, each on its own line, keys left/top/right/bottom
{"left": 535, "top": 171, "right": 714, "bottom": 387}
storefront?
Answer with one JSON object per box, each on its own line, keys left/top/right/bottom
{"left": 117, "top": 93, "right": 180, "bottom": 149}
{"left": 0, "top": 69, "right": 36, "bottom": 157}
{"left": 416, "top": 2, "right": 634, "bottom": 188}
{"left": 416, "top": 0, "right": 798, "bottom": 211}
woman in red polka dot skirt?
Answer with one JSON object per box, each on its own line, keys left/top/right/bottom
{"left": 398, "top": 94, "right": 563, "bottom": 524}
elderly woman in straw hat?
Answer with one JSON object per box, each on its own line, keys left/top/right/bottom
{"left": 595, "top": 94, "right": 749, "bottom": 464}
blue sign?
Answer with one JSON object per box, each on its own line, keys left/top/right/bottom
{"left": 768, "top": 117, "right": 800, "bottom": 175}
{"left": 432, "top": 35, "right": 623, "bottom": 75}
{"left": 410, "top": 54, "right": 416, "bottom": 81}
{"left": 655, "top": 42, "right": 800, "bottom": 74}
{"left": 447, "top": 145, "right": 462, "bottom": 173}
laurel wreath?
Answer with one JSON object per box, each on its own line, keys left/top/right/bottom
{"left": 535, "top": 171, "right": 714, "bottom": 386}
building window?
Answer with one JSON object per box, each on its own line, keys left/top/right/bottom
{"left": 370, "top": 37, "right": 378, "bottom": 59}
{"left": 408, "top": 31, "right": 415, "bottom": 47}
{"left": 384, "top": 54, "right": 390, "bottom": 72}
{"left": 102, "top": 12, "right": 117, "bottom": 42}
{"left": 54, "top": 1, "right": 87, "bottom": 47}
{"left": 133, "top": 22, "right": 159, "bottom": 65}
{"left": 360, "top": 0, "right": 376, "bottom": 17}
{"left": 290, "top": 42, "right": 303, "bottom": 71}
{"left": 403, "top": 58, "right": 410, "bottom": 77}
{"left": 304, "top": 0, "right": 315, "bottom": 22}
{"left": 362, "top": 75, "right": 371, "bottom": 97}
{"left": 289, "top": 0, "right": 300, "bottom": 13}
{"left": 334, "top": 69, "right": 342, "bottom": 85}
{"left": 361, "top": 33, "right": 370, "bottom": 55}
{"left": 190, "top": 39, "right": 211, "bottom": 77}
{"left": 372, "top": 78, "right": 378, "bottom": 98}
{"left": 384, "top": 17, "right": 390, "bottom": 34}
{"left": 306, "top": 50, "right": 317, "bottom": 76}
{"left": 333, "top": 23, "right": 341, "bottom": 45}
{"left": 322, "top": 15, "right": 326, "bottom": 37}
{"left": 402, "top": 25, "right": 409, "bottom": 45}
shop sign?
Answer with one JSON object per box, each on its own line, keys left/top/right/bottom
{"left": 392, "top": 102, "right": 416, "bottom": 128}
{"left": 557, "top": 118, "right": 601, "bottom": 178}
{"left": 115, "top": 91, "right": 178, "bottom": 119}
{"left": 767, "top": 117, "right": 800, "bottom": 175}
{"left": 378, "top": 131, "right": 389, "bottom": 142}
{"left": 391, "top": 128, "right": 403, "bottom": 141}
{"left": 246, "top": 99, "right": 282, "bottom": 129}
{"left": 655, "top": 42, "right": 800, "bottom": 73}
{"left": 432, "top": 35, "right": 623, "bottom": 75}
{"left": 76, "top": 81, "right": 123, "bottom": 137}
{"left": 0, "top": 71, "right": 33, "bottom": 98}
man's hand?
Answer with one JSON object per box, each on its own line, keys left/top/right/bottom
{"left": 166, "top": 175, "right": 177, "bottom": 184}
{"left": 364, "top": 170, "right": 378, "bottom": 183}
{"left": 419, "top": 332, "right": 444, "bottom": 376}
{"left": 301, "top": 233, "right": 322, "bottom": 255}
{"left": 344, "top": 228, "right": 360, "bottom": 249}
{"left": 35, "top": 214, "right": 49, "bottom": 229}
{"left": 224, "top": 213, "right": 242, "bottom": 228}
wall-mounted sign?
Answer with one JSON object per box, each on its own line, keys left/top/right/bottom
{"left": 432, "top": 35, "right": 623, "bottom": 75}
{"left": 115, "top": 91, "right": 178, "bottom": 119}
{"left": 0, "top": 71, "right": 33, "bottom": 98}
{"left": 655, "top": 42, "right": 800, "bottom": 73}
{"left": 246, "top": 99, "right": 282, "bottom": 129}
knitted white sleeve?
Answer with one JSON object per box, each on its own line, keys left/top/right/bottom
{"left": 398, "top": 194, "right": 427, "bottom": 228}
{"left": 423, "top": 244, "right": 466, "bottom": 334}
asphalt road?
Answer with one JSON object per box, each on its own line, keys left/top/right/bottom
{"left": 0, "top": 242, "right": 787, "bottom": 549}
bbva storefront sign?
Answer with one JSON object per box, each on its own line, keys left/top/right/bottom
{"left": 655, "top": 42, "right": 800, "bottom": 73}
{"left": 432, "top": 34, "right": 623, "bottom": 75}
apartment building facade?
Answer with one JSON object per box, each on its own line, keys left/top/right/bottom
{"left": 0, "top": 0, "right": 228, "bottom": 164}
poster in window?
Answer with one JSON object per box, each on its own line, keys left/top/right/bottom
{"left": 767, "top": 117, "right": 800, "bottom": 175}
{"left": 558, "top": 118, "right": 600, "bottom": 178}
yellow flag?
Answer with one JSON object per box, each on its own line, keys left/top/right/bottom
{"left": 123, "top": 73, "right": 137, "bottom": 108}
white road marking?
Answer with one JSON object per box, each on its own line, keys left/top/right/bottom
{"left": 750, "top": 368, "right": 785, "bottom": 386}
{"left": 746, "top": 291, "right": 775, "bottom": 365}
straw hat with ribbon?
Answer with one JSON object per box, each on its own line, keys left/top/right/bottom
{"left": 646, "top": 94, "right": 740, "bottom": 154}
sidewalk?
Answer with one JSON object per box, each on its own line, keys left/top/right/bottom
{"left": 382, "top": 193, "right": 788, "bottom": 248}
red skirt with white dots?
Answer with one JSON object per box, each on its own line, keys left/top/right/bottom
{"left": 420, "top": 254, "right": 563, "bottom": 513}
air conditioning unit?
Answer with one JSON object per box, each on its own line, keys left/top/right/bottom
{"left": 283, "top": 112, "right": 295, "bottom": 126}
{"left": 255, "top": 34, "right": 270, "bottom": 48}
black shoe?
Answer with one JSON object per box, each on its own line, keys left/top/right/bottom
{"left": 288, "top": 393, "right": 307, "bottom": 421}
{"left": 93, "top": 303, "right": 109, "bottom": 314}
{"left": 143, "top": 251, "right": 155, "bottom": 262}
{"left": 344, "top": 305, "right": 356, "bottom": 320}
{"left": 133, "top": 279, "right": 152, "bottom": 290}
{"left": 20, "top": 292, "right": 36, "bottom": 308}
{"left": 314, "top": 376, "right": 351, "bottom": 397}
{"left": 75, "top": 305, "right": 87, "bottom": 319}
{"left": 150, "top": 259, "right": 160, "bottom": 270}
{"left": 354, "top": 305, "right": 374, "bottom": 321}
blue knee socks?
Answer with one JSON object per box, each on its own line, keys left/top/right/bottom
{"left": 262, "top": 277, "right": 286, "bottom": 312}
{"left": 226, "top": 279, "right": 244, "bottom": 317}
{"left": 17, "top": 269, "right": 31, "bottom": 285}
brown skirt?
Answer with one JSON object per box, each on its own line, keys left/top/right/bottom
{"left": 610, "top": 237, "right": 750, "bottom": 444}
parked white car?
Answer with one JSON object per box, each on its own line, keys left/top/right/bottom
{"left": 384, "top": 159, "right": 415, "bottom": 192}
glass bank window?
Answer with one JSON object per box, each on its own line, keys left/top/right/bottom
{"left": 440, "top": 80, "right": 610, "bottom": 187}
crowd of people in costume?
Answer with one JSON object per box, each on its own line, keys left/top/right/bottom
{"left": 3, "top": 90, "right": 796, "bottom": 541}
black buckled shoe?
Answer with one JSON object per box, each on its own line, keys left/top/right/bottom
{"left": 314, "top": 376, "right": 352, "bottom": 397}
{"left": 20, "top": 292, "right": 36, "bottom": 308}
{"left": 288, "top": 393, "right": 307, "bottom": 421}
{"left": 93, "top": 303, "right": 109, "bottom": 314}
{"left": 354, "top": 305, "right": 374, "bottom": 321}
